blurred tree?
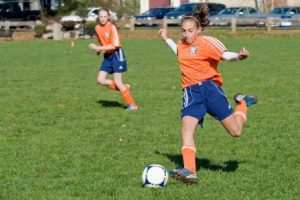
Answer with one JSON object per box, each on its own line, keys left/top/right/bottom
{"left": 57, "top": 0, "right": 82, "bottom": 14}
{"left": 57, "top": 0, "right": 139, "bottom": 18}
{"left": 255, "top": 0, "right": 259, "bottom": 10}
{"left": 81, "top": 0, "right": 139, "bottom": 17}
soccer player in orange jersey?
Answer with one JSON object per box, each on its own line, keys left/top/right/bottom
{"left": 159, "top": 4, "right": 257, "bottom": 184}
{"left": 89, "top": 8, "right": 137, "bottom": 111}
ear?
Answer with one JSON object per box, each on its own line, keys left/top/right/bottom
{"left": 197, "top": 27, "right": 201, "bottom": 34}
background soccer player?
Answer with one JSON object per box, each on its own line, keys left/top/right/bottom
{"left": 89, "top": 8, "right": 137, "bottom": 111}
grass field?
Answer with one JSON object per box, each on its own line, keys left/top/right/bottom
{"left": 0, "top": 30, "right": 299, "bottom": 199}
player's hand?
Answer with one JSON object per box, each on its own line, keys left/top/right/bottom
{"left": 238, "top": 48, "right": 249, "bottom": 60}
{"left": 158, "top": 29, "right": 168, "bottom": 41}
{"left": 88, "top": 43, "right": 98, "bottom": 50}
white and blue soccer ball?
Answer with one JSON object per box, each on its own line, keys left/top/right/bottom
{"left": 142, "top": 164, "right": 168, "bottom": 188}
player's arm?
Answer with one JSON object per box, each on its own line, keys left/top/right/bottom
{"left": 88, "top": 43, "right": 115, "bottom": 51}
{"left": 159, "top": 29, "right": 177, "bottom": 55}
{"left": 89, "top": 25, "right": 120, "bottom": 54}
{"left": 92, "top": 30, "right": 105, "bottom": 54}
{"left": 222, "top": 47, "right": 249, "bottom": 61}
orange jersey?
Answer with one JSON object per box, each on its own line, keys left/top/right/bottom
{"left": 95, "top": 21, "right": 121, "bottom": 50}
{"left": 177, "top": 36, "right": 227, "bottom": 88}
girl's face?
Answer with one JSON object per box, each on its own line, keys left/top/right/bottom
{"left": 181, "top": 20, "right": 201, "bottom": 44}
{"left": 98, "top": 10, "right": 109, "bottom": 25}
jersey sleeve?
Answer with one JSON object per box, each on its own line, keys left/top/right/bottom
{"left": 203, "top": 36, "right": 227, "bottom": 61}
{"left": 111, "top": 24, "right": 121, "bottom": 47}
{"left": 165, "top": 38, "right": 177, "bottom": 54}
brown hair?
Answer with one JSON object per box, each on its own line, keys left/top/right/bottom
{"left": 181, "top": 4, "right": 210, "bottom": 30}
{"left": 98, "top": 8, "right": 110, "bottom": 17}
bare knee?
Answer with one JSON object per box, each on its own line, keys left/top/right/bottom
{"left": 228, "top": 127, "right": 242, "bottom": 137}
{"left": 114, "top": 79, "right": 122, "bottom": 87}
{"left": 97, "top": 77, "right": 106, "bottom": 85}
{"left": 221, "top": 115, "right": 243, "bottom": 137}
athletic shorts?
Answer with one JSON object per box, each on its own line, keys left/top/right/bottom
{"left": 181, "top": 80, "right": 233, "bottom": 127}
{"left": 99, "top": 48, "right": 127, "bottom": 74}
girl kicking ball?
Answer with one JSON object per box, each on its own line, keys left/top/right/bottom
{"left": 89, "top": 8, "right": 137, "bottom": 111}
{"left": 159, "top": 4, "right": 257, "bottom": 184}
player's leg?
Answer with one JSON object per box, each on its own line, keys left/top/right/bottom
{"left": 113, "top": 73, "right": 137, "bottom": 110}
{"left": 205, "top": 81, "right": 257, "bottom": 137}
{"left": 220, "top": 114, "right": 244, "bottom": 137}
{"left": 113, "top": 72, "right": 127, "bottom": 91}
{"left": 97, "top": 71, "right": 118, "bottom": 90}
{"left": 221, "top": 94, "right": 257, "bottom": 137}
{"left": 97, "top": 52, "right": 120, "bottom": 90}
{"left": 170, "top": 116, "right": 198, "bottom": 184}
{"left": 181, "top": 116, "right": 198, "bottom": 174}
{"left": 112, "top": 49, "right": 130, "bottom": 89}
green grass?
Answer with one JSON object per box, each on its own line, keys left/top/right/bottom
{"left": 0, "top": 33, "right": 299, "bottom": 199}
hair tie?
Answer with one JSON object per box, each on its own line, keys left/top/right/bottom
{"left": 181, "top": 15, "right": 200, "bottom": 26}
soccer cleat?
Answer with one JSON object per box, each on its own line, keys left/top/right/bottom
{"left": 169, "top": 168, "right": 198, "bottom": 185}
{"left": 126, "top": 104, "right": 138, "bottom": 111}
{"left": 233, "top": 93, "right": 257, "bottom": 107}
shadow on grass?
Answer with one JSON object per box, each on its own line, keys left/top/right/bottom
{"left": 97, "top": 100, "right": 125, "bottom": 108}
{"left": 155, "top": 150, "right": 243, "bottom": 172}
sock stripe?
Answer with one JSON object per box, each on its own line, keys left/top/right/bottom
{"left": 181, "top": 145, "right": 196, "bottom": 173}
{"left": 181, "top": 145, "right": 196, "bottom": 153}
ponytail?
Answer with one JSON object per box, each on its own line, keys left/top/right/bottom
{"left": 181, "top": 4, "right": 210, "bottom": 30}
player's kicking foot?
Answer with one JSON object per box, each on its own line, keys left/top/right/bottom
{"left": 233, "top": 93, "right": 257, "bottom": 107}
{"left": 126, "top": 104, "right": 138, "bottom": 111}
{"left": 169, "top": 168, "right": 197, "bottom": 185}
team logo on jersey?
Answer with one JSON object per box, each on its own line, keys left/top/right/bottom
{"left": 189, "top": 46, "right": 197, "bottom": 55}
{"left": 104, "top": 32, "right": 110, "bottom": 38}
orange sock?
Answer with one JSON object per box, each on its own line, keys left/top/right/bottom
{"left": 121, "top": 87, "right": 136, "bottom": 105}
{"left": 181, "top": 145, "right": 196, "bottom": 174}
{"left": 108, "top": 81, "right": 118, "bottom": 90}
{"left": 235, "top": 100, "right": 247, "bottom": 122}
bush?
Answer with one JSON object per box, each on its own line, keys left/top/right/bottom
{"left": 61, "top": 21, "right": 78, "bottom": 30}
{"left": 33, "top": 24, "right": 46, "bottom": 37}
{"left": 84, "top": 21, "right": 98, "bottom": 36}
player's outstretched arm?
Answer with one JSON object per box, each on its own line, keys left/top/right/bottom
{"left": 159, "top": 29, "right": 168, "bottom": 41}
{"left": 158, "top": 29, "right": 177, "bottom": 55}
{"left": 222, "top": 47, "right": 249, "bottom": 62}
{"left": 89, "top": 43, "right": 101, "bottom": 55}
{"left": 88, "top": 43, "right": 100, "bottom": 51}
{"left": 238, "top": 47, "right": 249, "bottom": 60}
{"left": 89, "top": 43, "right": 115, "bottom": 51}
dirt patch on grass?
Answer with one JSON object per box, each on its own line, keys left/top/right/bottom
{"left": 12, "top": 31, "right": 36, "bottom": 40}
{"left": 0, "top": 31, "right": 36, "bottom": 41}
{"left": 1, "top": 27, "right": 299, "bottom": 42}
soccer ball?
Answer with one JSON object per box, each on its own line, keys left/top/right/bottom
{"left": 142, "top": 164, "right": 168, "bottom": 188}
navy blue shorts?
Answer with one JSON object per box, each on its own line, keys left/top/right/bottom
{"left": 181, "top": 80, "right": 233, "bottom": 126}
{"left": 99, "top": 48, "right": 127, "bottom": 74}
